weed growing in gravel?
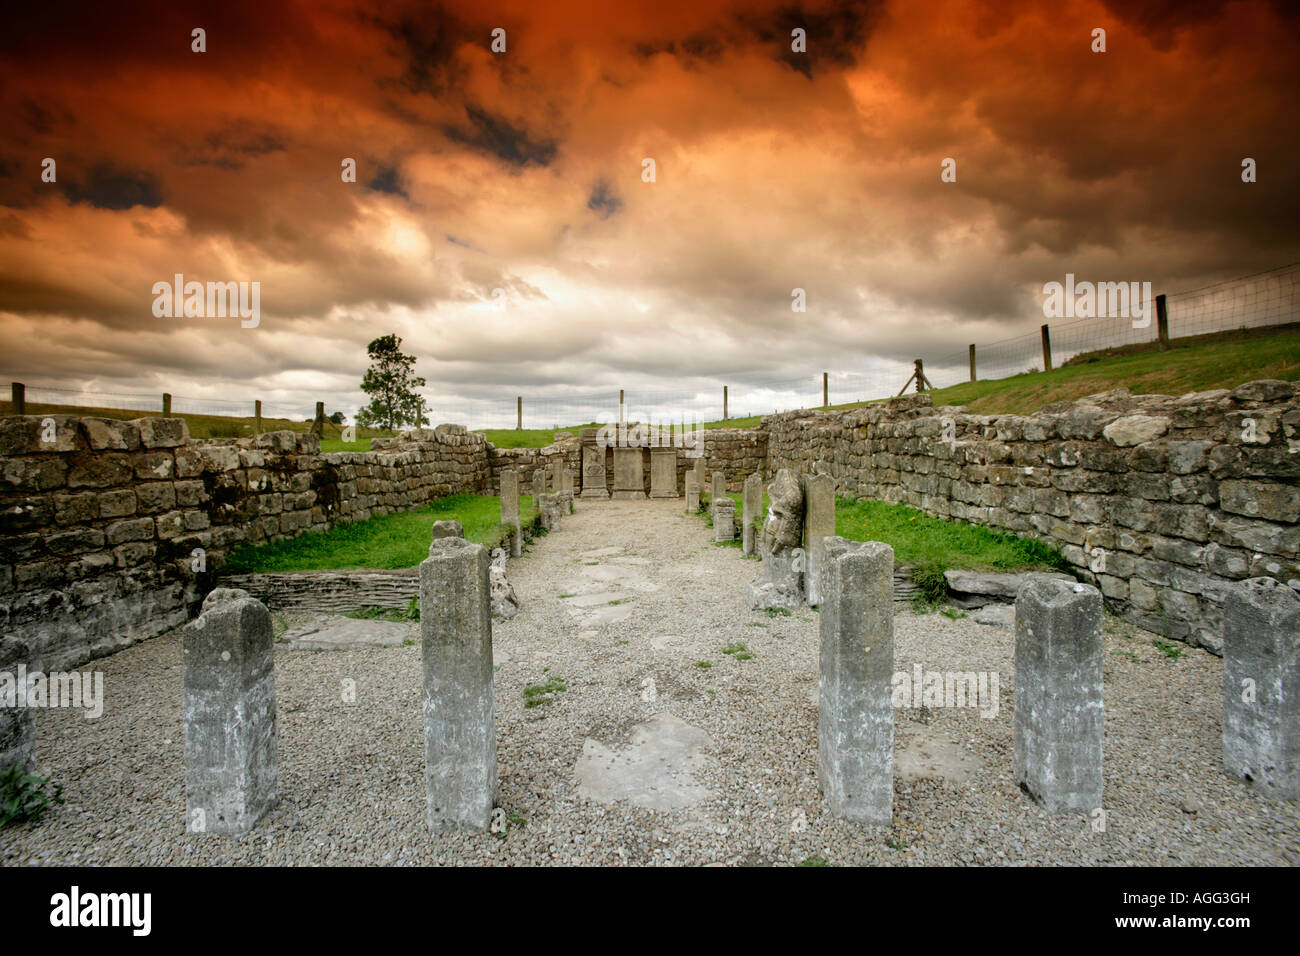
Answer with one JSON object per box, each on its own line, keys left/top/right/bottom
{"left": 940, "top": 608, "right": 968, "bottom": 620}
{"left": 608, "top": 599, "right": 627, "bottom": 606}
{"left": 1153, "top": 640, "right": 1183, "bottom": 660}
{"left": 584, "top": 561, "right": 599, "bottom": 566}
{"left": 799, "top": 616, "right": 814, "bottom": 622}
{"left": 403, "top": 638, "right": 416, "bottom": 647}
{"left": 886, "top": 834, "right": 909, "bottom": 851}
{"left": 746, "top": 621, "right": 766, "bottom": 628}
{"left": 508, "top": 812, "right": 526, "bottom": 829}
{"left": 523, "top": 676, "right": 567, "bottom": 707}
{"left": 0, "top": 764, "right": 63, "bottom": 829}
{"left": 1112, "top": 649, "right": 1137, "bottom": 661}
{"left": 798, "top": 856, "right": 828, "bottom": 867}
{"left": 695, "top": 660, "right": 714, "bottom": 669}
{"left": 558, "top": 593, "right": 576, "bottom": 599}
{"left": 765, "top": 607, "right": 792, "bottom": 618}
{"left": 722, "top": 643, "right": 754, "bottom": 661}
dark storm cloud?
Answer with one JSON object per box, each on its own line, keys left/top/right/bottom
{"left": 62, "top": 163, "right": 163, "bottom": 210}
{"left": 442, "top": 106, "right": 558, "bottom": 168}
{"left": 367, "top": 165, "right": 408, "bottom": 197}
{"left": 586, "top": 180, "right": 622, "bottom": 219}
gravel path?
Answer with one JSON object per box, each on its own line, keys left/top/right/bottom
{"left": 4, "top": 497, "right": 1298, "bottom": 866}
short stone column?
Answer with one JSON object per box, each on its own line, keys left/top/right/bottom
{"left": 742, "top": 473, "right": 762, "bottom": 557}
{"left": 818, "top": 537, "right": 894, "bottom": 824}
{"left": 500, "top": 469, "right": 522, "bottom": 557}
{"left": 0, "top": 636, "right": 35, "bottom": 775}
{"left": 183, "top": 588, "right": 278, "bottom": 834}
{"left": 802, "top": 473, "right": 835, "bottom": 605}
{"left": 713, "top": 497, "right": 736, "bottom": 542}
{"left": 420, "top": 537, "right": 496, "bottom": 832}
{"left": 539, "top": 493, "right": 564, "bottom": 530}
{"left": 612, "top": 446, "right": 646, "bottom": 499}
{"left": 580, "top": 432, "right": 609, "bottom": 498}
{"left": 559, "top": 464, "right": 574, "bottom": 512}
{"left": 1013, "top": 578, "right": 1103, "bottom": 813}
{"left": 692, "top": 458, "right": 706, "bottom": 498}
{"left": 685, "top": 473, "right": 700, "bottom": 511}
{"left": 1223, "top": 577, "right": 1300, "bottom": 799}
{"left": 649, "top": 447, "right": 678, "bottom": 498}
{"left": 532, "top": 468, "right": 547, "bottom": 499}
{"left": 710, "top": 471, "right": 725, "bottom": 505}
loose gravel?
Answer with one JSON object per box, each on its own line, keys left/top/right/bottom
{"left": 4, "top": 498, "right": 1298, "bottom": 866}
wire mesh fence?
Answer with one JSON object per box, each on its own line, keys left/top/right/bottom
{"left": 7, "top": 263, "right": 1297, "bottom": 432}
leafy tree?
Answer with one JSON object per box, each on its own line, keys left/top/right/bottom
{"left": 327, "top": 411, "right": 347, "bottom": 425}
{"left": 355, "top": 334, "right": 429, "bottom": 431}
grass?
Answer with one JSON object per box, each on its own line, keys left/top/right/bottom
{"left": 927, "top": 324, "right": 1300, "bottom": 415}
{"left": 523, "top": 676, "right": 567, "bottom": 707}
{"left": 695, "top": 660, "right": 714, "bottom": 669}
{"left": 798, "top": 856, "right": 829, "bottom": 867}
{"left": 342, "top": 595, "right": 420, "bottom": 623}
{"left": 0, "top": 763, "right": 63, "bottom": 829}
{"left": 221, "top": 493, "right": 538, "bottom": 573}
{"left": 836, "top": 496, "right": 1067, "bottom": 610}
{"left": 476, "top": 422, "right": 606, "bottom": 449}
{"left": 765, "top": 607, "right": 792, "bottom": 618}
{"left": 722, "top": 642, "right": 754, "bottom": 661}
{"left": 1153, "top": 639, "right": 1184, "bottom": 660}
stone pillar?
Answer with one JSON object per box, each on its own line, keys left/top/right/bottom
{"left": 612, "top": 446, "right": 646, "bottom": 499}
{"left": 532, "top": 467, "right": 547, "bottom": 499}
{"left": 745, "top": 469, "right": 805, "bottom": 611}
{"left": 183, "top": 588, "right": 278, "bottom": 834}
{"left": 580, "top": 431, "right": 609, "bottom": 498}
{"left": 742, "top": 473, "right": 762, "bottom": 557}
{"left": 559, "top": 464, "right": 574, "bottom": 512}
{"left": 692, "top": 458, "right": 706, "bottom": 498}
{"left": 1013, "top": 578, "right": 1103, "bottom": 813}
{"left": 500, "top": 469, "right": 522, "bottom": 558}
{"left": 818, "top": 537, "right": 894, "bottom": 824}
{"left": 713, "top": 497, "right": 736, "bottom": 542}
{"left": 1223, "top": 577, "right": 1300, "bottom": 799}
{"left": 539, "top": 493, "right": 564, "bottom": 531}
{"left": 421, "top": 537, "right": 496, "bottom": 832}
{"left": 549, "top": 459, "right": 563, "bottom": 493}
{"left": 710, "top": 470, "right": 725, "bottom": 504}
{"left": 802, "top": 473, "right": 835, "bottom": 606}
{"left": 649, "top": 447, "right": 678, "bottom": 498}
{"left": 685, "top": 473, "right": 700, "bottom": 511}
{"left": 0, "top": 636, "right": 34, "bottom": 775}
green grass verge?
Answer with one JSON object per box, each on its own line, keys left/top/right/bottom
{"left": 221, "top": 493, "right": 538, "bottom": 573}
{"left": 475, "top": 422, "right": 606, "bottom": 449}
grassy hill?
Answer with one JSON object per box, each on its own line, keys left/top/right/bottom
{"left": 7, "top": 325, "right": 1295, "bottom": 450}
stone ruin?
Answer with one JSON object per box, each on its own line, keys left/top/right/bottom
{"left": 746, "top": 469, "right": 806, "bottom": 611}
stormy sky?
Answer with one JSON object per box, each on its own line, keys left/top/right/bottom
{"left": 1, "top": 0, "right": 1297, "bottom": 427}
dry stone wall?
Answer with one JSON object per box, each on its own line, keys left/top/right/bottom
{"left": 0, "top": 417, "right": 488, "bottom": 669}
{"left": 766, "top": 383, "right": 1299, "bottom": 654}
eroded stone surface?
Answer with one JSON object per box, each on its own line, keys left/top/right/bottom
{"left": 574, "top": 712, "right": 714, "bottom": 810}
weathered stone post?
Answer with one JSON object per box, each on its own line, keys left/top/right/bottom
{"left": 0, "top": 636, "right": 35, "bottom": 775}
{"left": 1013, "top": 577, "right": 1103, "bottom": 813}
{"left": 710, "top": 470, "right": 725, "bottom": 505}
{"left": 649, "top": 447, "right": 678, "bottom": 498}
{"left": 742, "top": 473, "right": 762, "bottom": 556}
{"left": 818, "top": 537, "right": 894, "bottom": 824}
{"left": 802, "top": 472, "right": 835, "bottom": 605}
{"left": 1223, "top": 577, "right": 1300, "bottom": 799}
{"left": 532, "top": 468, "right": 547, "bottom": 499}
{"left": 713, "top": 497, "right": 736, "bottom": 542}
{"left": 183, "top": 588, "right": 278, "bottom": 834}
{"left": 500, "top": 469, "right": 522, "bottom": 557}
{"left": 420, "top": 536, "right": 496, "bottom": 832}
{"left": 692, "top": 458, "right": 706, "bottom": 499}
{"left": 746, "top": 469, "right": 805, "bottom": 611}
{"left": 559, "top": 464, "right": 574, "bottom": 513}
{"left": 580, "top": 430, "right": 609, "bottom": 499}
{"left": 539, "top": 493, "right": 564, "bottom": 531}
{"left": 685, "top": 472, "right": 700, "bottom": 511}
{"left": 612, "top": 446, "right": 646, "bottom": 499}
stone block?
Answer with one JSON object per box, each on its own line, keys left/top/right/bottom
{"left": 183, "top": 588, "right": 277, "bottom": 834}
{"left": 420, "top": 537, "right": 496, "bottom": 832}
{"left": 818, "top": 537, "right": 894, "bottom": 824}
{"left": 1013, "top": 578, "right": 1103, "bottom": 813}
